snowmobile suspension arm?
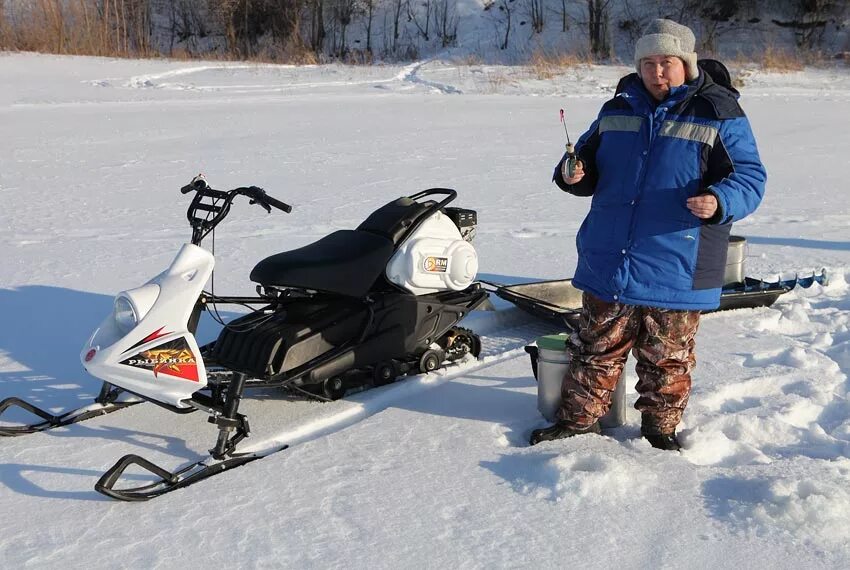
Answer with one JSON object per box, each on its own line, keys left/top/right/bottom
{"left": 209, "top": 372, "right": 250, "bottom": 459}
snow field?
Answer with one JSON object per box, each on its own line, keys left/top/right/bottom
{"left": 2, "top": 54, "right": 850, "bottom": 568}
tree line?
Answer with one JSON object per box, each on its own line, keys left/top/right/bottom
{"left": 0, "top": 0, "right": 846, "bottom": 62}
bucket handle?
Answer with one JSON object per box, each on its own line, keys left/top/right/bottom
{"left": 524, "top": 345, "right": 539, "bottom": 381}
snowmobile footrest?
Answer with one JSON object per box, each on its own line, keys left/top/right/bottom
{"left": 95, "top": 450, "right": 282, "bottom": 501}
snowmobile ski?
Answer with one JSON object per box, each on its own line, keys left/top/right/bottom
{"left": 0, "top": 384, "right": 141, "bottom": 437}
{"left": 95, "top": 448, "right": 284, "bottom": 501}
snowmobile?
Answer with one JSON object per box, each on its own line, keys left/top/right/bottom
{"left": 1, "top": 176, "right": 488, "bottom": 500}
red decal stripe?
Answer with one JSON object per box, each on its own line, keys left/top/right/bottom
{"left": 141, "top": 326, "right": 170, "bottom": 344}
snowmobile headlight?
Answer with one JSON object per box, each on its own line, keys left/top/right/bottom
{"left": 112, "top": 283, "right": 160, "bottom": 334}
{"left": 113, "top": 295, "right": 138, "bottom": 335}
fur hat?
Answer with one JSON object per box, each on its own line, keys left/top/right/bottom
{"left": 634, "top": 19, "right": 699, "bottom": 81}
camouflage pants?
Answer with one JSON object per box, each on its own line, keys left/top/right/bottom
{"left": 556, "top": 292, "right": 701, "bottom": 434}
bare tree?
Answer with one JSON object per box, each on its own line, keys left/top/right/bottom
{"left": 390, "top": 0, "right": 405, "bottom": 52}
{"left": 408, "top": 0, "right": 433, "bottom": 42}
{"left": 127, "top": 0, "right": 153, "bottom": 55}
{"left": 526, "top": 0, "right": 544, "bottom": 34}
{"left": 772, "top": 0, "right": 848, "bottom": 50}
{"left": 661, "top": 0, "right": 746, "bottom": 53}
{"left": 328, "top": 0, "right": 357, "bottom": 58}
{"left": 0, "top": 0, "right": 6, "bottom": 48}
{"left": 362, "top": 0, "right": 376, "bottom": 53}
{"left": 559, "top": 0, "right": 569, "bottom": 32}
{"left": 170, "top": 0, "right": 209, "bottom": 55}
{"left": 383, "top": 0, "right": 417, "bottom": 59}
{"left": 169, "top": 0, "right": 179, "bottom": 54}
{"left": 618, "top": 0, "right": 654, "bottom": 45}
{"left": 40, "top": 0, "right": 65, "bottom": 53}
{"left": 307, "top": 0, "right": 326, "bottom": 54}
{"left": 207, "top": 0, "right": 306, "bottom": 59}
{"left": 433, "top": 0, "right": 457, "bottom": 47}
{"left": 586, "top": 0, "right": 612, "bottom": 58}
{"left": 484, "top": 0, "right": 517, "bottom": 50}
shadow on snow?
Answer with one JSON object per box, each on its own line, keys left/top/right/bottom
{"left": 0, "top": 285, "right": 226, "bottom": 417}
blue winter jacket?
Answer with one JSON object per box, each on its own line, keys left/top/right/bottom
{"left": 553, "top": 64, "right": 766, "bottom": 310}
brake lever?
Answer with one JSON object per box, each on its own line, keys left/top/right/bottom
{"left": 249, "top": 197, "right": 272, "bottom": 213}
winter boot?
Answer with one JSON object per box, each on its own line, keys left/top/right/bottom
{"left": 529, "top": 422, "right": 601, "bottom": 446}
{"left": 643, "top": 432, "right": 681, "bottom": 451}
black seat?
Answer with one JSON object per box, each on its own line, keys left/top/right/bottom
{"left": 250, "top": 230, "right": 394, "bottom": 298}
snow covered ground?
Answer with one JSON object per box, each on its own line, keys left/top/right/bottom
{"left": 1, "top": 52, "right": 850, "bottom": 568}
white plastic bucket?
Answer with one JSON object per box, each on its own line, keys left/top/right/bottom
{"left": 534, "top": 334, "right": 626, "bottom": 429}
{"left": 724, "top": 235, "right": 746, "bottom": 286}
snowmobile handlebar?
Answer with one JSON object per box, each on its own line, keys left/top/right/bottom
{"left": 184, "top": 177, "right": 292, "bottom": 245}
{"left": 181, "top": 177, "right": 292, "bottom": 213}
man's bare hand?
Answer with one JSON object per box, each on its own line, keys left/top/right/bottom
{"left": 563, "top": 159, "right": 585, "bottom": 185}
{"left": 687, "top": 193, "right": 718, "bottom": 219}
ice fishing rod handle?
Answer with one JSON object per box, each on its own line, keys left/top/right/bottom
{"left": 565, "top": 143, "right": 577, "bottom": 178}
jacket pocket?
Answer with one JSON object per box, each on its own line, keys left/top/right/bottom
{"left": 580, "top": 204, "right": 618, "bottom": 252}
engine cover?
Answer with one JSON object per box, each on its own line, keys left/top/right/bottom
{"left": 385, "top": 211, "right": 478, "bottom": 295}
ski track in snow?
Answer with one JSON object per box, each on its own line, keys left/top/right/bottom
{"left": 397, "top": 60, "right": 463, "bottom": 95}
{"left": 120, "top": 63, "right": 301, "bottom": 90}
{"left": 85, "top": 60, "right": 464, "bottom": 95}
{"left": 102, "top": 61, "right": 850, "bottom": 100}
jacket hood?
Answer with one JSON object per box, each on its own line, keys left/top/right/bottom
{"left": 614, "top": 59, "right": 739, "bottom": 101}
{"left": 615, "top": 62, "right": 740, "bottom": 118}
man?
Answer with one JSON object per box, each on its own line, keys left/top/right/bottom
{"left": 530, "top": 19, "right": 766, "bottom": 450}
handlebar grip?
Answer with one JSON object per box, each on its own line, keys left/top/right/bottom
{"left": 264, "top": 195, "right": 292, "bottom": 213}
{"left": 181, "top": 177, "right": 208, "bottom": 194}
